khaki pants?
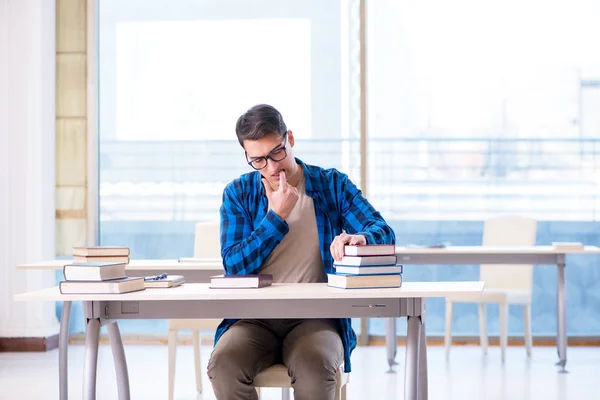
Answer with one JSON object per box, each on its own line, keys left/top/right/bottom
{"left": 207, "top": 319, "right": 344, "bottom": 400}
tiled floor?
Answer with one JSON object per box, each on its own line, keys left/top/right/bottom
{"left": 0, "top": 344, "right": 597, "bottom": 399}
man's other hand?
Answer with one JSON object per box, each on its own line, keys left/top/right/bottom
{"left": 262, "top": 171, "right": 299, "bottom": 220}
{"left": 330, "top": 233, "right": 367, "bottom": 262}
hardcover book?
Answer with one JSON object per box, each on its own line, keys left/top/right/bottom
{"left": 59, "top": 277, "right": 145, "bottom": 294}
{"left": 334, "top": 264, "right": 403, "bottom": 275}
{"left": 344, "top": 244, "right": 396, "bottom": 257}
{"left": 63, "top": 262, "right": 127, "bottom": 281}
{"left": 333, "top": 255, "right": 398, "bottom": 267}
{"left": 73, "top": 255, "right": 130, "bottom": 264}
{"left": 72, "top": 246, "right": 130, "bottom": 257}
{"left": 209, "top": 274, "right": 273, "bottom": 289}
{"left": 327, "top": 273, "right": 402, "bottom": 289}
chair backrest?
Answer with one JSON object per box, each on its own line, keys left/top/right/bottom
{"left": 480, "top": 215, "right": 537, "bottom": 293}
{"left": 194, "top": 221, "right": 221, "bottom": 258}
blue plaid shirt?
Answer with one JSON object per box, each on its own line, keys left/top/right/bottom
{"left": 214, "top": 158, "right": 396, "bottom": 372}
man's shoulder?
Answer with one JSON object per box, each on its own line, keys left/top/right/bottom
{"left": 225, "top": 171, "right": 259, "bottom": 192}
{"left": 305, "top": 164, "right": 348, "bottom": 193}
{"left": 227, "top": 172, "right": 256, "bottom": 187}
{"left": 304, "top": 162, "right": 348, "bottom": 187}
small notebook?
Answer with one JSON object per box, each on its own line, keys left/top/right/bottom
{"left": 552, "top": 242, "right": 584, "bottom": 250}
{"left": 143, "top": 275, "right": 186, "bottom": 288}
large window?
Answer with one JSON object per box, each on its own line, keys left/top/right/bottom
{"left": 98, "top": 0, "right": 362, "bottom": 258}
{"left": 95, "top": 0, "right": 363, "bottom": 334}
{"left": 92, "top": 0, "right": 600, "bottom": 337}
{"left": 367, "top": 0, "right": 600, "bottom": 335}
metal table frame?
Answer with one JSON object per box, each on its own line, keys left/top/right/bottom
{"left": 70, "top": 294, "right": 429, "bottom": 400}
{"left": 384, "top": 251, "right": 572, "bottom": 372}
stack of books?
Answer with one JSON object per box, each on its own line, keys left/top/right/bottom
{"left": 327, "top": 244, "right": 402, "bottom": 289}
{"left": 72, "top": 246, "right": 131, "bottom": 264}
{"left": 59, "top": 246, "right": 144, "bottom": 294}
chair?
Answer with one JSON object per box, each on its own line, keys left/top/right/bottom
{"left": 254, "top": 364, "right": 349, "bottom": 400}
{"left": 168, "top": 221, "right": 350, "bottom": 399}
{"left": 444, "top": 215, "right": 537, "bottom": 362}
{"left": 168, "top": 221, "right": 222, "bottom": 400}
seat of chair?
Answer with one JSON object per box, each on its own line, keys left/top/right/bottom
{"left": 168, "top": 318, "right": 221, "bottom": 330}
{"left": 254, "top": 365, "right": 292, "bottom": 388}
{"left": 253, "top": 364, "right": 349, "bottom": 389}
{"left": 446, "top": 289, "right": 531, "bottom": 305}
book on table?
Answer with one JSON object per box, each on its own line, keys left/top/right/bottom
{"left": 334, "top": 264, "right": 403, "bottom": 275}
{"left": 72, "top": 246, "right": 130, "bottom": 257}
{"left": 210, "top": 274, "right": 273, "bottom": 289}
{"left": 343, "top": 244, "right": 396, "bottom": 256}
{"left": 73, "top": 255, "right": 130, "bottom": 264}
{"left": 333, "top": 255, "right": 398, "bottom": 267}
{"left": 327, "top": 273, "right": 402, "bottom": 289}
{"left": 59, "top": 277, "right": 145, "bottom": 294}
{"left": 144, "top": 275, "right": 186, "bottom": 288}
{"left": 63, "top": 262, "right": 127, "bottom": 281}
{"left": 552, "top": 242, "right": 584, "bottom": 250}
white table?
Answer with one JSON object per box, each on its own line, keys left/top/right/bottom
{"left": 386, "top": 245, "right": 600, "bottom": 372}
{"left": 15, "top": 281, "right": 484, "bottom": 400}
{"left": 16, "top": 259, "right": 224, "bottom": 400}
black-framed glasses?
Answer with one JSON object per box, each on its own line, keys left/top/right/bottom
{"left": 246, "top": 132, "right": 288, "bottom": 170}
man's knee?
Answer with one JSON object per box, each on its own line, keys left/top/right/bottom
{"left": 288, "top": 347, "right": 339, "bottom": 383}
{"left": 208, "top": 344, "right": 252, "bottom": 383}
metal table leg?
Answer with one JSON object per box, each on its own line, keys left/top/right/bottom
{"left": 385, "top": 318, "right": 398, "bottom": 372}
{"left": 59, "top": 301, "right": 72, "bottom": 400}
{"left": 404, "top": 315, "right": 421, "bottom": 400}
{"left": 556, "top": 256, "right": 568, "bottom": 372}
{"left": 107, "top": 322, "right": 131, "bottom": 399}
{"left": 418, "top": 305, "right": 428, "bottom": 400}
{"left": 83, "top": 318, "right": 101, "bottom": 400}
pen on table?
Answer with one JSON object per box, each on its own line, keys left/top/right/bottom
{"left": 144, "top": 273, "right": 168, "bottom": 281}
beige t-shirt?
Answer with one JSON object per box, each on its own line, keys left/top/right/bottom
{"left": 259, "top": 174, "right": 325, "bottom": 283}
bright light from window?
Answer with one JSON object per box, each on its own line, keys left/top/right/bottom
{"left": 116, "top": 19, "right": 312, "bottom": 141}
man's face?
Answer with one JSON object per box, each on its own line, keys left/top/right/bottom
{"left": 244, "top": 131, "right": 297, "bottom": 189}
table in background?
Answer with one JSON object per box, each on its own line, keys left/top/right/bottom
{"left": 381, "top": 245, "right": 600, "bottom": 372}
{"left": 16, "top": 258, "right": 224, "bottom": 282}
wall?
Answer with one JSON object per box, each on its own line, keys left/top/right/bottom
{"left": 0, "top": 0, "right": 59, "bottom": 345}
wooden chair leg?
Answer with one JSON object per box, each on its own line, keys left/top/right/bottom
{"left": 478, "top": 303, "right": 488, "bottom": 355}
{"left": 524, "top": 304, "right": 532, "bottom": 357}
{"left": 499, "top": 302, "right": 508, "bottom": 362}
{"left": 168, "top": 329, "right": 177, "bottom": 400}
{"left": 444, "top": 300, "right": 453, "bottom": 360}
{"left": 192, "top": 329, "right": 202, "bottom": 393}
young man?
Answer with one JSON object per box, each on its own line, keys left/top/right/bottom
{"left": 207, "top": 104, "right": 395, "bottom": 400}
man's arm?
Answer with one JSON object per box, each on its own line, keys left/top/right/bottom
{"left": 219, "top": 182, "right": 289, "bottom": 275}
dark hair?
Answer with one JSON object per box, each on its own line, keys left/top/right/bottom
{"left": 235, "top": 104, "right": 287, "bottom": 147}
